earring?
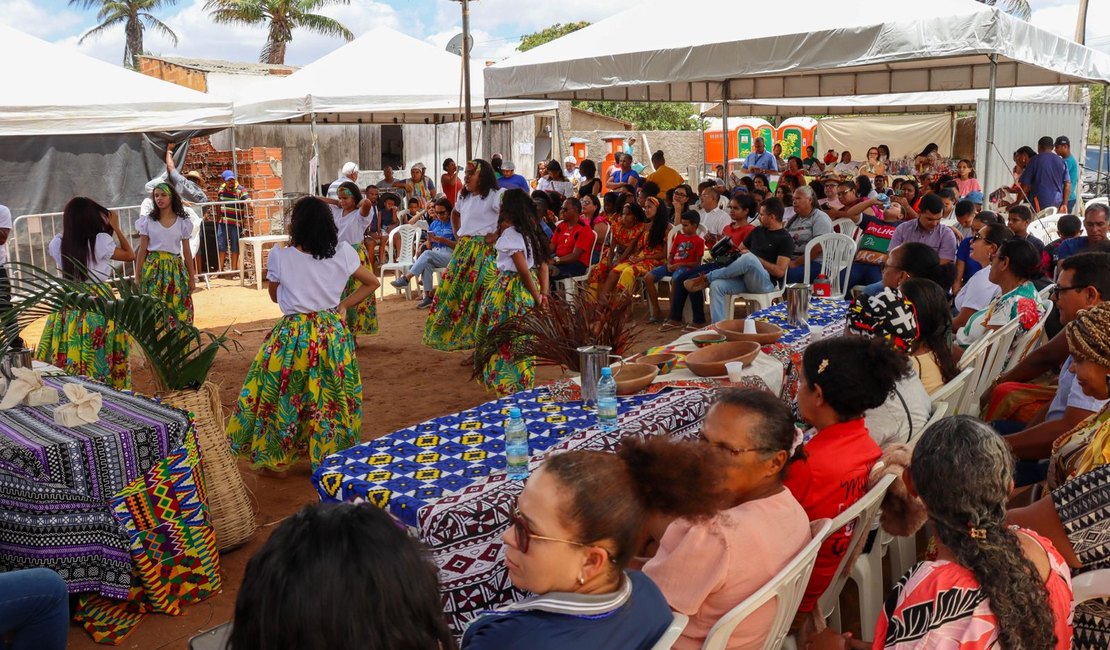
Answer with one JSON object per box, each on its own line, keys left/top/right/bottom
{"left": 577, "top": 575, "right": 585, "bottom": 585}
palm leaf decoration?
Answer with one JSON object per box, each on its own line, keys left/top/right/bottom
{"left": 0, "top": 261, "right": 229, "bottom": 392}
{"left": 473, "top": 292, "right": 641, "bottom": 378}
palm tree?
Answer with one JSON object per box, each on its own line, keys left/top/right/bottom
{"left": 203, "top": 0, "right": 355, "bottom": 65}
{"left": 975, "top": 0, "right": 1031, "bottom": 20}
{"left": 71, "top": 0, "right": 179, "bottom": 70}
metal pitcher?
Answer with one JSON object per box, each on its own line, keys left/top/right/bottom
{"left": 785, "top": 284, "right": 812, "bottom": 327}
{"left": 0, "top": 348, "right": 33, "bottom": 381}
{"left": 577, "top": 345, "right": 623, "bottom": 408}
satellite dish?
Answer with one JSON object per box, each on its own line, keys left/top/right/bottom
{"left": 446, "top": 33, "right": 474, "bottom": 56}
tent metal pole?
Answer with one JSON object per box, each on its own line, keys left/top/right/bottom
{"left": 310, "top": 112, "right": 320, "bottom": 196}
{"left": 1099, "top": 83, "right": 1108, "bottom": 200}
{"left": 434, "top": 120, "right": 440, "bottom": 172}
{"left": 460, "top": 0, "right": 473, "bottom": 162}
{"left": 722, "top": 81, "right": 731, "bottom": 181}
{"left": 699, "top": 113, "right": 706, "bottom": 186}
{"left": 230, "top": 125, "right": 239, "bottom": 181}
{"left": 554, "top": 107, "right": 563, "bottom": 163}
{"left": 983, "top": 55, "right": 998, "bottom": 205}
{"left": 483, "top": 100, "right": 492, "bottom": 158}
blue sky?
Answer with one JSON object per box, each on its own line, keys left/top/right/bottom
{"left": 1, "top": 0, "right": 1106, "bottom": 68}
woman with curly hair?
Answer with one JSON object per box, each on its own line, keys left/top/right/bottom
{"left": 597, "top": 197, "right": 669, "bottom": 302}
{"left": 815, "top": 416, "right": 1073, "bottom": 649}
{"left": 135, "top": 182, "right": 196, "bottom": 328}
{"left": 321, "top": 181, "right": 378, "bottom": 340}
{"left": 36, "top": 197, "right": 135, "bottom": 389}
{"left": 422, "top": 159, "right": 503, "bottom": 351}
{"left": 473, "top": 190, "right": 550, "bottom": 396}
{"left": 226, "top": 196, "right": 379, "bottom": 473}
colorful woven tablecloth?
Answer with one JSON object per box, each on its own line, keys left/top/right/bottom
{"left": 0, "top": 375, "right": 220, "bottom": 644}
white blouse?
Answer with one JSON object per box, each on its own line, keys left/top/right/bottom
{"left": 48, "top": 232, "right": 118, "bottom": 281}
{"left": 267, "top": 242, "right": 360, "bottom": 316}
{"left": 495, "top": 226, "right": 534, "bottom": 273}
{"left": 137, "top": 214, "right": 194, "bottom": 255}
{"left": 329, "top": 205, "right": 373, "bottom": 246}
{"left": 456, "top": 188, "right": 503, "bottom": 238}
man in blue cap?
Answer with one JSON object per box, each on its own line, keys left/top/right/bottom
{"left": 217, "top": 169, "right": 250, "bottom": 274}
{"left": 1054, "top": 135, "right": 1079, "bottom": 213}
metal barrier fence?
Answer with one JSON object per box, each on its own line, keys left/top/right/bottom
{"left": 10, "top": 197, "right": 293, "bottom": 285}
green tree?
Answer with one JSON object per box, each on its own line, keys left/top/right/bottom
{"left": 204, "top": 0, "right": 354, "bottom": 65}
{"left": 516, "top": 22, "right": 704, "bottom": 131}
{"left": 72, "top": 0, "right": 179, "bottom": 70}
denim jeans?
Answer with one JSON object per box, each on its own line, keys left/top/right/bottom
{"left": 848, "top": 263, "right": 883, "bottom": 292}
{"left": 215, "top": 222, "right": 241, "bottom": 253}
{"left": 409, "top": 248, "right": 454, "bottom": 291}
{"left": 707, "top": 253, "right": 775, "bottom": 323}
{"left": 668, "top": 265, "right": 708, "bottom": 324}
{"left": 0, "top": 568, "right": 69, "bottom": 650}
{"left": 786, "top": 260, "right": 822, "bottom": 284}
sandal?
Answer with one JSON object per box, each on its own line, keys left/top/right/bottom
{"left": 657, "top": 321, "right": 682, "bottom": 333}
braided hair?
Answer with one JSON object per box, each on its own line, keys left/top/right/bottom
{"left": 1065, "top": 301, "right": 1110, "bottom": 367}
{"left": 911, "top": 416, "right": 1057, "bottom": 650}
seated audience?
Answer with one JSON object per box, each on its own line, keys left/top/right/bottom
{"left": 948, "top": 198, "right": 978, "bottom": 241}
{"left": 845, "top": 201, "right": 904, "bottom": 291}
{"left": 1007, "top": 204, "right": 1046, "bottom": 264}
{"left": 230, "top": 502, "right": 456, "bottom": 650}
{"left": 786, "top": 336, "right": 905, "bottom": 615}
{"left": 888, "top": 193, "right": 958, "bottom": 264}
{"left": 645, "top": 211, "right": 704, "bottom": 326}
{"left": 1057, "top": 203, "right": 1110, "bottom": 261}
{"left": 814, "top": 416, "right": 1073, "bottom": 649}
{"left": 1043, "top": 213, "right": 1082, "bottom": 278}
{"left": 646, "top": 150, "right": 683, "bottom": 198}
{"left": 784, "top": 186, "right": 834, "bottom": 283}
{"left": 891, "top": 179, "right": 920, "bottom": 220}
{"left": 955, "top": 222, "right": 1012, "bottom": 329}
{"left": 825, "top": 182, "right": 882, "bottom": 224}
{"left": 642, "top": 389, "right": 811, "bottom": 650}
{"left": 391, "top": 197, "right": 455, "bottom": 308}
{"left": 497, "top": 160, "right": 531, "bottom": 193}
{"left": 586, "top": 201, "right": 646, "bottom": 294}
{"left": 955, "top": 238, "right": 1046, "bottom": 350}
{"left": 549, "top": 197, "right": 593, "bottom": 280}
{"left": 955, "top": 158, "right": 983, "bottom": 198}
{"left": 597, "top": 198, "right": 669, "bottom": 302}
{"left": 860, "top": 241, "right": 952, "bottom": 299}
{"left": 698, "top": 185, "right": 730, "bottom": 237}
{"left": 953, "top": 210, "right": 1001, "bottom": 295}
{"left": 464, "top": 438, "right": 733, "bottom": 649}
{"left": 900, "top": 277, "right": 961, "bottom": 394}
{"left": 845, "top": 288, "right": 932, "bottom": 447}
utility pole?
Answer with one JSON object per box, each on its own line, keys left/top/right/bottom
{"left": 452, "top": 0, "right": 475, "bottom": 161}
{"left": 1071, "top": 0, "right": 1090, "bottom": 103}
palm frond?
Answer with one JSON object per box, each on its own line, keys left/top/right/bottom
{"left": 1, "top": 262, "right": 230, "bottom": 392}
{"left": 204, "top": 0, "right": 266, "bottom": 25}
{"left": 77, "top": 15, "right": 127, "bottom": 44}
{"left": 294, "top": 12, "right": 353, "bottom": 41}
{"left": 473, "top": 292, "right": 641, "bottom": 378}
{"left": 140, "top": 13, "right": 179, "bottom": 46}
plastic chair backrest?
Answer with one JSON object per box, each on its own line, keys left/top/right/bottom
{"left": 929, "top": 367, "right": 974, "bottom": 412}
{"left": 803, "top": 233, "right": 857, "bottom": 296}
{"left": 1010, "top": 311, "right": 1049, "bottom": 368}
{"left": 981, "top": 319, "right": 1022, "bottom": 395}
{"left": 651, "top": 611, "right": 690, "bottom": 650}
{"left": 189, "top": 621, "right": 232, "bottom": 650}
{"left": 914, "top": 401, "right": 948, "bottom": 445}
{"left": 1072, "top": 568, "right": 1110, "bottom": 604}
{"left": 830, "top": 218, "right": 860, "bottom": 241}
{"left": 701, "top": 520, "right": 833, "bottom": 650}
{"left": 1028, "top": 214, "right": 1061, "bottom": 243}
{"left": 384, "top": 224, "right": 421, "bottom": 266}
{"left": 577, "top": 226, "right": 599, "bottom": 279}
{"left": 815, "top": 474, "right": 898, "bottom": 621}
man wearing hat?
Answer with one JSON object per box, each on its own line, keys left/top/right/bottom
{"left": 217, "top": 169, "right": 250, "bottom": 274}
{"left": 328, "top": 162, "right": 359, "bottom": 199}
{"left": 497, "top": 160, "right": 531, "bottom": 193}
{"left": 563, "top": 155, "right": 582, "bottom": 188}
{"left": 1055, "top": 136, "right": 1079, "bottom": 213}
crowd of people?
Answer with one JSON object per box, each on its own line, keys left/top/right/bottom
{"left": 10, "top": 129, "right": 1110, "bottom": 650}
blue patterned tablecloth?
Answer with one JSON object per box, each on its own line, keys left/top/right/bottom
{"left": 754, "top": 298, "right": 849, "bottom": 346}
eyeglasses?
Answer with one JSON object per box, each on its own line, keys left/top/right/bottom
{"left": 701, "top": 436, "right": 773, "bottom": 457}
{"left": 971, "top": 233, "right": 984, "bottom": 241}
{"left": 510, "top": 506, "right": 587, "bottom": 554}
{"left": 1050, "top": 285, "right": 1088, "bottom": 299}
{"left": 880, "top": 261, "right": 902, "bottom": 272}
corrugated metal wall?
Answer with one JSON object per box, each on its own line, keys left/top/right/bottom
{"left": 975, "top": 100, "right": 1088, "bottom": 205}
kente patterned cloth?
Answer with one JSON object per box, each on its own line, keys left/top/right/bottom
{"left": 0, "top": 375, "right": 219, "bottom": 644}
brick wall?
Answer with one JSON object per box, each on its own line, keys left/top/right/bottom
{"left": 184, "top": 137, "right": 285, "bottom": 236}
{"left": 137, "top": 58, "right": 207, "bottom": 93}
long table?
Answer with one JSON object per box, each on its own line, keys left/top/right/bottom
{"left": 313, "top": 299, "right": 849, "bottom": 633}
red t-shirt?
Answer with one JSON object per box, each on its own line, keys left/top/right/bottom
{"left": 552, "top": 220, "right": 593, "bottom": 266}
{"left": 669, "top": 232, "right": 705, "bottom": 265}
{"left": 722, "top": 222, "right": 755, "bottom": 250}
{"left": 783, "top": 418, "right": 882, "bottom": 613}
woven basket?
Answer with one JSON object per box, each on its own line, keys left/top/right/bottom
{"left": 160, "top": 381, "right": 257, "bottom": 551}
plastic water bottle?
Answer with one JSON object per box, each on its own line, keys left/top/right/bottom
{"left": 505, "top": 408, "right": 529, "bottom": 480}
{"left": 597, "top": 367, "right": 619, "bottom": 432}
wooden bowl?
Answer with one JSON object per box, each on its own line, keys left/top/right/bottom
{"left": 684, "top": 341, "right": 761, "bottom": 377}
{"left": 638, "top": 353, "right": 678, "bottom": 375}
{"left": 713, "top": 319, "right": 784, "bottom": 345}
{"left": 691, "top": 332, "right": 728, "bottom": 348}
{"left": 612, "top": 363, "right": 659, "bottom": 395}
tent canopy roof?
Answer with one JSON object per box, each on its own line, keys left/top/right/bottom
{"left": 485, "top": 0, "right": 1110, "bottom": 102}
{"left": 233, "top": 26, "right": 555, "bottom": 125}
{"left": 0, "top": 24, "right": 234, "bottom": 136}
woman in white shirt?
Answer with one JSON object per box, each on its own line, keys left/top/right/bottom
{"left": 321, "top": 182, "right": 378, "bottom": 341}
{"left": 422, "top": 159, "right": 504, "bottom": 351}
{"left": 474, "top": 189, "right": 550, "bottom": 396}
{"left": 37, "top": 197, "right": 135, "bottom": 389}
{"left": 226, "top": 197, "right": 379, "bottom": 473}
{"left": 135, "top": 183, "right": 196, "bottom": 327}
{"left": 537, "top": 159, "right": 574, "bottom": 198}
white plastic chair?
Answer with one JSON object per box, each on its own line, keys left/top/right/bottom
{"left": 702, "top": 519, "right": 833, "bottom": 650}
{"left": 380, "top": 224, "right": 421, "bottom": 299}
{"left": 803, "top": 233, "right": 857, "bottom": 297}
{"left": 651, "top": 612, "right": 689, "bottom": 650}
{"left": 954, "top": 325, "right": 1005, "bottom": 417}
{"left": 978, "top": 319, "right": 1022, "bottom": 400}
{"left": 830, "top": 218, "right": 860, "bottom": 241}
{"left": 929, "top": 367, "right": 974, "bottom": 413}
{"left": 189, "top": 622, "right": 232, "bottom": 650}
{"left": 1034, "top": 206, "right": 1059, "bottom": 220}
{"left": 1028, "top": 214, "right": 1061, "bottom": 243}
{"left": 1009, "top": 310, "right": 1049, "bottom": 368}
{"left": 1073, "top": 568, "right": 1110, "bottom": 604}
{"left": 725, "top": 277, "right": 786, "bottom": 319}
{"left": 557, "top": 227, "right": 599, "bottom": 300}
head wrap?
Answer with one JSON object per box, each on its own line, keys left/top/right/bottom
{"left": 1065, "top": 302, "right": 1110, "bottom": 368}
{"left": 846, "top": 287, "right": 920, "bottom": 352}
{"left": 154, "top": 182, "right": 173, "bottom": 195}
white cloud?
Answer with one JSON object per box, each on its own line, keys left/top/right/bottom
{"left": 0, "top": 0, "right": 83, "bottom": 40}
{"left": 55, "top": 0, "right": 401, "bottom": 66}
{"left": 423, "top": 27, "right": 521, "bottom": 63}
{"left": 1030, "top": 1, "right": 1110, "bottom": 50}
{"left": 433, "top": 0, "right": 637, "bottom": 43}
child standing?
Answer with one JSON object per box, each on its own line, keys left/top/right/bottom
{"left": 475, "top": 189, "right": 550, "bottom": 396}
{"left": 645, "top": 211, "right": 705, "bottom": 324}
{"left": 135, "top": 182, "right": 196, "bottom": 327}
{"left": 227, "top": 197, "right": 379, "bottom": 472}
{"left": 322, "top": 182, "right": 378, "bottom": 339}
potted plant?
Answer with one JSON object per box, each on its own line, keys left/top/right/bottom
{"left": 1, "top": 262, "right": 256, "bottom": 550}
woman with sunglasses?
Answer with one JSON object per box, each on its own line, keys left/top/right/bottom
{"left": 642, "top": 389, "right": 812, "bottom": 650}
{"left": 953, "top": 222, "right": 1011, "bottom": 329}
{"left": 463, "top": 437, "right": 732, "bottom": 650}
{"left": 956, "top": 237, "right": 1047, "bottom": 351}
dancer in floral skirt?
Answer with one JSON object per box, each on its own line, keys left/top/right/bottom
{"left": 322, "top": 182, "right": 378, "bottom": 339}
{"left": 135, "top": 182, "right": 196, "bottom": 327}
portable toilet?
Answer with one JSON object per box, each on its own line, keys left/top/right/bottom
{"left": 734, "top": 118, "right": 775, "bottom": 161}
{"left": 776, "top": 117, "right": 818, "bottom": 160}
{"left": 569, "top": 137, "right": 589, "bottom": 165}
{"left": 601, "top": 135, "right": 626, "bottom": 172}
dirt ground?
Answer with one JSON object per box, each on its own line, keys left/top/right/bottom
{"left": 62, "top": 278, "right": 685, "bottom": 649}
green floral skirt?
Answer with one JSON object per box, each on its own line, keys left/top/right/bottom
{"left": 141, "top": 250, "right": 193, "bottom": 327}
{"left": 342, "top": 242, "right": 378, "bottom": 336}
{"left": 475, "top": 272, "right": 537, "bottom": 396}
{"left": 36, "top": 310, "right": 131, "bottom": 390}
{"left": 421, "top": 236, "right": 496, "bottom": 351}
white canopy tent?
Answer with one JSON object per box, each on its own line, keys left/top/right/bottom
{"left": 0, "top": 24, "right": 234, "bottom": 136}
{"left": 485, "top": 0, "right": 1110, "bottom": 185}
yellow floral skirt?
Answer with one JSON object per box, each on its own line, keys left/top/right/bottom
{"left": 475, "top": 272, "right": 537, "bottom": 396}
{"left": 141, "top": 250, "right": 193, "bottom": 327}
{"left": 342, "top": 242, "right": 378, "bottom": 336}
{"left": 421, "top": 236, "right": 496, "bottom": 351}
{"left": 36, "top": 310, "right": 130, "bottom": 390}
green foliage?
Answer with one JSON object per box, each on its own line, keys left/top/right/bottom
{"left": 1091, "top": 84, "right": 1106, "bottom": 146}
{"left": 2, "top": 262, "right": 229, "bottom": 392}
{"left": 516, "top": 21, "right": 590, "bottom": 52}
{"left": 573, "top": 101, "right": 705, "bottom": 131}
{"left": 204, "top": 0, "right": 354, "bottom": 64}
{"left": 71, "top": 0, "right": 180, "bottom": 69}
